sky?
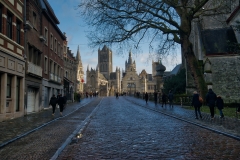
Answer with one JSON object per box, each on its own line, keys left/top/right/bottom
{"left": 47, "top": 0, "right": 182, "bottom": 79}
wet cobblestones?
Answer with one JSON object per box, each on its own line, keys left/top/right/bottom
{"left": 58, "top": 97, "right": 240, "bottom": 159}
{"left": 0, "top": 96, "right": 240, "bottom": 159}
{"left": 0, "top": 98, "right": 102, "bottom": 159}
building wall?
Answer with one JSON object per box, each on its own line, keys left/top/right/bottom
{"left": 25, "top": 0, "right": 44, "bottom": 113}
{"left": 205, "top": 56, "right": 240, "bottom": 100}
{"left": 0, "top": 0, "right": 25, "bottom": 122}
{"left": 40, "top": 1, "right": 65, "bottom": 108}
{"left": 187, "top": 0, "right": 240, "bottom": 100}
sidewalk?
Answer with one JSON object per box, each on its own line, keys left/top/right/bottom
{"left": 0, "top": 98, "right": 93, "bottom": 147}
{"left": 126, "top": 96, "right": 240, "bottom": 139}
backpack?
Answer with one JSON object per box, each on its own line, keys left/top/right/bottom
{"left": 199, "top": 96, "right": 203, "bottom": 103}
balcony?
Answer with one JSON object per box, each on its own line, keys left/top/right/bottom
{"left": 49, "top": 72, "right": 62, "bottom": 84}
{"left": 27, "top": 62, "right": 42, "bottom": 77}
{"left": 58, "top": 77, "right": 61, "bottom": 83}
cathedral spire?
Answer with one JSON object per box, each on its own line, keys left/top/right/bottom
{"left": 76, "top": 45, "right": 81, "bottom": 61}
{"left": 128, "top": 50, "right": 133, "bottom": 64}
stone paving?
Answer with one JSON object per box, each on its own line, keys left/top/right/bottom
{"left": 126, "top": 96, "right": 240, "bottom": 138}
{"left": 0, "top": 96, "right": 239, "bottom": 160}
{"left": 0, "top": 97, "right": 102, "bottom": 160}
{"left": 58, "top": 96, "right": 240, "bottom": 159}
{"left": 0, "top": 97, "right": 94, "bottom": 146}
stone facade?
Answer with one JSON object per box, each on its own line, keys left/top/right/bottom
{"left": 0, "top": 0, "right": 25, "bottom": 122}
{"left": 63, "top": 45, "right": 78, "bottom": 102}
{"left": 76, "top": 46, "right": 84, "bottom": 94}
{"left": 86, "top": 46, "right": 164, "bottom": 96}
{"left": 188, "top": 0, "right": 240, "bottom": 100}
{"left": 86, "top": 46, "right": 120, "bottom": 96}
{"left": 121, "top": 51, "right": 164, "bottom": 94}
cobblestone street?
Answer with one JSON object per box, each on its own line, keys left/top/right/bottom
{"left": 58, "top": 97, "right": 240, "bottom": 160}
{"left": 0, "top": 96, "right": 239, "bottom": 159}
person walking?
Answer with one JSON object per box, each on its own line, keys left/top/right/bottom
{"left": 49, "top": 94, "right": 58, "bottom": 116}
{"left": 154, "top": 91, "right": 158, "bottom": 106}
{"left": 191, "top": 91, "right": 202, "bottom": 119}
{"left": 56, "top": 93, "right": 60, "bottom": 108}
{"left": 216, "top": 95, "right": 224, "bottom": 118}
{"left": 206, "top": 88, "right": 217, "bottom": 119}
{"left": 168, "top": 90, "right": 174, "bottom": 107}
{"left": 145, "top": 92, "right": 149, "bottom": 104}
{"left": 57, "top": 94, "right": 66, "bottom": 116}
{"left": 161, "top": 92, "right": 167, "bottom": 107}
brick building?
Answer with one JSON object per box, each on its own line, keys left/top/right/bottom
{"left": 0, "top": 0, "right": 25, "bottom": 122}
{"left": 24, "top": 0, "right": 44, "bottom": 113}
{"left": 40, "top": 0, "right": 66, "bottom": 108}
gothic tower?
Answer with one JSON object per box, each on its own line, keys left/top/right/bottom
{"left": 76, "top": 45, "right": 84, "bottom": 93}
{"left": 98, "top": 45, "right": 113, "bottom": 80}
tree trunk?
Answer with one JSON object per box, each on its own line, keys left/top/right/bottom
{"left": 182, "top": 35, "right": 208, "bottom": 98}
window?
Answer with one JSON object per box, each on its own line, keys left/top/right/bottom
{"left": 16, "top": 20, "right": 21, "bottom": 44}
{"left": 61, "top": 46, "right": 63, "bottom": 58}
{"left": 7, "top": 75, "right": 12, "bottom": 98}
{"left": 58, "top": 42, "right": 60, "bottom": 55}
{"left": 58, "top": 66, "right": 60, "bottom": 76}
{"left": 54, "top": 38, "right": 57, "bottom": 53}
{"left": 44, "top": 28, "right": 48, "bottom": 45}
{"left": 0, "top": 5, "right": 2, "bottom": 33}
{"left": 32, "top": 12, "right": 36, "bottom": 28}
{"left": 49, "top": 60, "right": 52, "bottom": 73}
{"left": 65, "top": 71, "right": 68, "bottom": 78}
{"left": 44, "top": 57, "right": 48, "bottom": 74}
{"left": 33, "top": 49, "right": 38, "bottom": 64}
{"left": 7, "top": 12, "right": 13, "bottom": 39}
{"left": 50, "top": 34, "right": 53, "bottom": 49}
{"left": 28, "top": 45, "right": 33, "bottom": 62}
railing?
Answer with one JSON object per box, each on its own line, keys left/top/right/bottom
{"left": 27, "top": 62, "right": 42, "bottom": 77}
{"left": 49, "top": 72, "right": 61, "bottom": 83}
{"left": 132, "top": 93, "right": 240, "bottom": 107}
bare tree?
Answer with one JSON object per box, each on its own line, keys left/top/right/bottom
{"left": 77, "top": 0, "right": 231, "bottom": 97}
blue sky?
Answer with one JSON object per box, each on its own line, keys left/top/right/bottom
{"left": 48, "top": 0, "right": 182, "bottom": 78}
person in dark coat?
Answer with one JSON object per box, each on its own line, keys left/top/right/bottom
{"left": 154, "top": 91, "right": 158, "bottom": 106}
{"left": 49, "top": 94, "right": 58, "bottom": 116}
{"left": 191, "top": 91, "right": 202, "bottom": 119}
{"left": 57, "top": 94, "right": 66, "bottom": 116}
{"left": 168, "top": 90, "right": 174, "bottom": 107}
{"left": 206, "top": 88, "right": 217, "bottom": 119}
{"left": 145, "top": 92, "right": 149, "bottom": 104}
{"left": 216, "top": 95, "right": 224, "bottom": 118}
{"left": 161, "top": 92, "right": 167, "bottom": 107}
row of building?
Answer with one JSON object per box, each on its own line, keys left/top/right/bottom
{"left": 0, "top": 0, "right": 84, "bottom": 122}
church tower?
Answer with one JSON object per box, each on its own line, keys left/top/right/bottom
{"left": 76, "top": 45, "right": 84, "bottom": 93}
{"left": 98, "top": 45, "right": 113, "bottom": 80}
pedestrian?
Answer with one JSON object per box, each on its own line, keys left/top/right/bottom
{"left": 191, "top": 91, "right": 202, "bottom": 119}
{"left": 216, "top": 95, "right": 224, "bottom": 118}
{"left": 168, "top": 90, "right": 174, "bottom": 107}
{"left": 116, "top": 92, "right": 119, "bottom": 99}
{"left": 56, "top": 93, "right": 60, "bottom": 108}
{"left": 79, "top": 93, "right": 81, "bottom": 102}
{"left": 57, "top": 94, "right": 66, "bottom": 116}
{"left": 145, "top": 92, "right": 149, "bottom": 104}
{"left": 49, "top": 94, "right": 58, "bottom": 116}
{"left": 161, "top": 92, "right": 167, "bottom": 107}
{"left": 154, "top": 91, "right": 158, "bottom": 106}
{"left": 206, "top": 88, "right": 217, "bottom": 119}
